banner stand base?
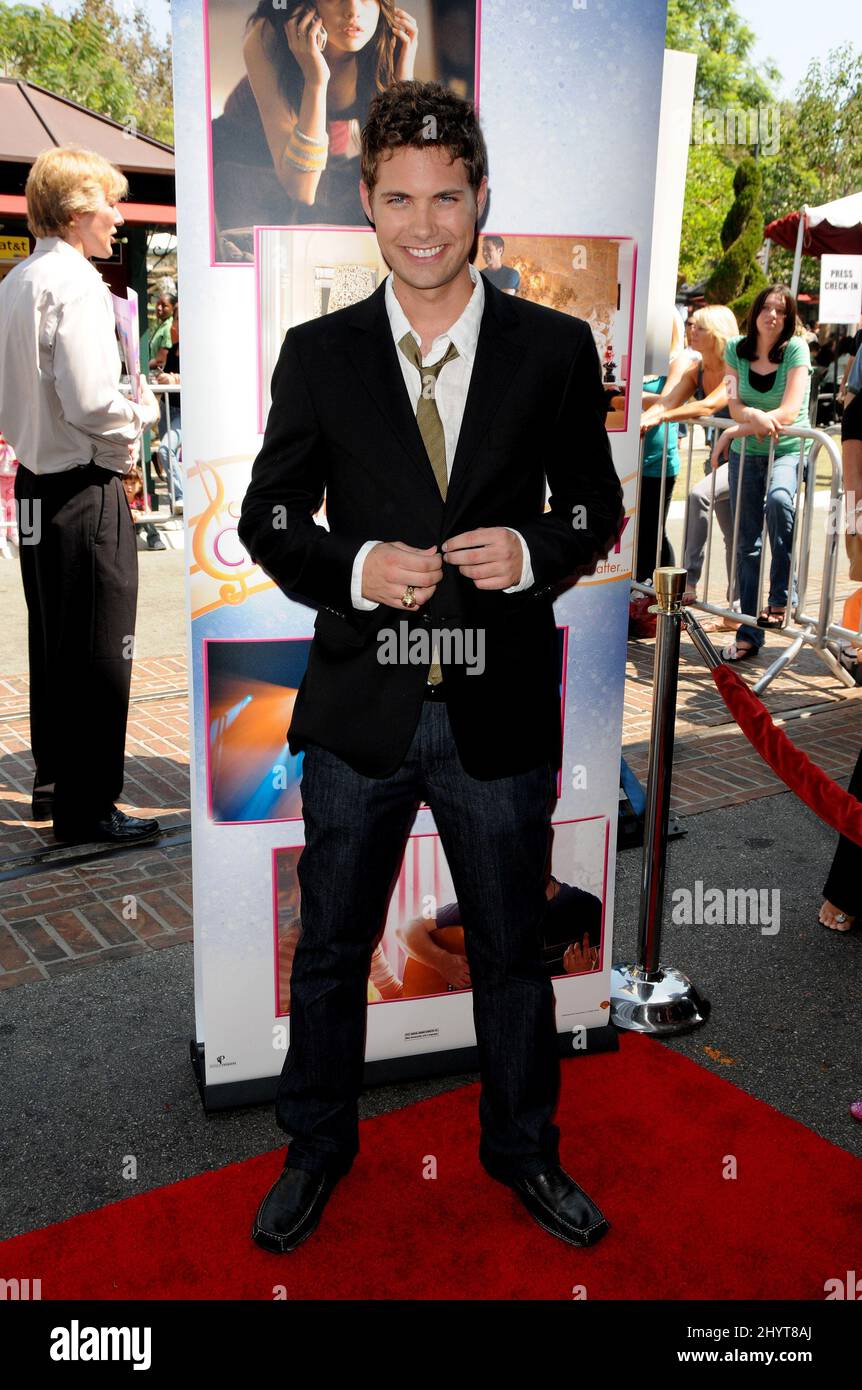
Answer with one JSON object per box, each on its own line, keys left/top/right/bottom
{"left": 189, "top": 1023, "right": 620, "bottom": 1113}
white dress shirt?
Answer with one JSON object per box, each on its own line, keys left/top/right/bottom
{"left": 349, "top": 261, "right": 534, "bottom": 609}
{"left": 0, "top": 236, "right": 152, "bottom": 475}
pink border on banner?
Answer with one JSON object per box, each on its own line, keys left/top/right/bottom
{"left": 557, "top": 623, "right": 569, "bottom": 803}
{"left": 202, "top": 634, "right": 312, "bottom": 827}
{"left": 252, "top": 229, "right": 637, "bottom": 434}
{"left": 203, "top": 0, "right": 484, "bottom": 269}
{"left": 271, "top": 813, "right": 610, "bottom": 1017}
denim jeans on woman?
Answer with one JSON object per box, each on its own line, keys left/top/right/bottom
{"left": 727, "top": 442, "right": 802, "bottom": 651}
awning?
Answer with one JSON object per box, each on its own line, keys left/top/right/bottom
{"left": 765, "top": 192, "right": 862, "bottom": 257}
{"left": 0, "top": 194, "right": 175, "bottom": 225}
{"left": 0, "top": 77, "right": 174, "bottom": 174}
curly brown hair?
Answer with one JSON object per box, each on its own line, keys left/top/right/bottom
{"left": 360, "top": 80, "right": 487, "bottom": 200}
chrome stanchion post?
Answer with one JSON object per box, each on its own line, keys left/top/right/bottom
{"left": 611, "top": 566, "right": 711, "bottom": 1034}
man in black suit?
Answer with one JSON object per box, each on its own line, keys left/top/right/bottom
{"left": 239, "top": 81, "right": 624, "bottom": 1253}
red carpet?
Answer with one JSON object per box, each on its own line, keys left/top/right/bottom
{"left": 2, "top": 1032, "right": 859, "bottom": 1300}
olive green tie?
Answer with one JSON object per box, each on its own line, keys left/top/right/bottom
{"left": 397, "top": 332, "right": 460, "bottom": 684}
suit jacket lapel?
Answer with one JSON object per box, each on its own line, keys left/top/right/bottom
{"left": 445, "top": 288, "right": 524, "bottom": 518}
{"left": 342, "top": 280, "right": 442, "bottom": 506}
{"left": 341, "top": 273, "right": 526, "bottom": 517}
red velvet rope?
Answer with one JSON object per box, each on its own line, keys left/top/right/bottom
{"left": 712, "top": 665, "right": 862, "bottom": 848}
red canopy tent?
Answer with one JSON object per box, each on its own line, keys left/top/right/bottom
{"left": 763, "top": 193, "right": 862, "bottom": 296}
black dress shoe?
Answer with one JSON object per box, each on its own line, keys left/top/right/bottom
{"left": 488, "top": 1164, "right": 610, "bottom": 1247}
{"left": 53, "top": 807, "right": 161, "bottom": 844}
{"left": 252, "top": 1165, "right": 342, "bottom": 1253}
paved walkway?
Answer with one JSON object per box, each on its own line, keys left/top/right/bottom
{"left": 2, "top": 628, "right": 860, "bottom": 989}
{"left": 2, "top": 428, "right": 861, "bottom": 987}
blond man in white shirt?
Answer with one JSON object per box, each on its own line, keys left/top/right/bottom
{"left": 0, "top": 146, "right": 162, "bottom": 843}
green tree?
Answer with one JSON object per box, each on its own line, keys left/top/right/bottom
{"left": 667, "top": 0, "right": 781, "bottom": 290}
{"left": 0, "top": 0, "right": 173, "bottom": 144}
{"left": 757, "top": 46, "right": 861, "bottom": 295}
{"left": 793, "top": 44, "right": 862, "bottom": 205}
{"left": 703, "top": 156, "right": 768, "bottom": 321}
{"left": 666, "top": 0, "right": 779, "bottom": 107}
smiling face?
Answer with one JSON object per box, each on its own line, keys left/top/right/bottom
{"left": 303, "top": 0, "right": 380, "bottom": 55}
{"left": 68, "top": 186, "right": 124, "bottom": 260}
{"left": 360, "top": 142, "right": 487, "bottom": 290}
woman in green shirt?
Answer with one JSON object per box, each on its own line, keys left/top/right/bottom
{"left": 711, "top": 284, "right": 811, "bottom": 661}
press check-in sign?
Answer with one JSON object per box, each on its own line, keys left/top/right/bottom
{"left": 0, "top": 236, "right": 30, "bottom": 261}
{"left": 819, "top": 255, "right": 862, "bottom": 326}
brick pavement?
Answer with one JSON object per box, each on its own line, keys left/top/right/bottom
{"left": 1, "top": 635, "right": 861, "bottom": 990}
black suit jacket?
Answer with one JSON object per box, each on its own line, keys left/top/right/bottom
{"left": 237, "top": 272, "right": 624, "bottom": 779}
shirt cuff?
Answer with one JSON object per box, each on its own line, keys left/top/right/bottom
{"left": 503, "top": 528, "right": 534, "bottom": 592}
{"left": 351, "top": 540, "right": 381, "bottom": 610}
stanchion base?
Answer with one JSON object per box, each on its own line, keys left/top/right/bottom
{"left": 610, "top": 964, "right": 711, "bottom": 1035}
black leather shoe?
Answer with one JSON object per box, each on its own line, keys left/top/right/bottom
{"left": 252, "top": 1165, "right": 342, "bottom": 1253}
{"left": 488, "top": 1164, "right": 610, "bottom": 1247}
{"left": 53, "top": 807, "right": 161, "bottom": 844}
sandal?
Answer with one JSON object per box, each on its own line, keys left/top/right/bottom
{"left": 819, "top": 900, "right": 855, "bottom": 932}
{"left": 758, "top": 605, "right": 786, "bottom": 628}
{"left": 721, "top": 639, "right": 758, "bottom": 663}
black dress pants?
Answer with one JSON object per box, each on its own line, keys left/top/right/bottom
{"left": 822, "top": 745, "right": 862, "bottom": 917}
{"left": 635, "top": 473, "right": 677, "bottom": 583}
{"left": 14, "top": 461, "right": 138, "bottom": 827}
{"left": 276, "top": 700, "right": 563, "bottom": 1183}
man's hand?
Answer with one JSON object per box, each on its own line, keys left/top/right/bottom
{"left": 563, "top": 934, "right": 599, "bottom": 973}
{"left": 361, "top": 541, "right": 443, "bottom": 608}
{"left": 442, "top": 527, "right": 523, "bottom": 589}
{"left": 439, "top": 952, "right": 471, "bottom": 990}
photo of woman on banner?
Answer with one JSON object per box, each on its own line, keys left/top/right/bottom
{"left": 209, "top": 0, "right": 477, "bottom": 258}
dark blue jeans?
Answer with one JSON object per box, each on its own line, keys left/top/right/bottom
{"left": 276, "top": 700, "right": 562, "bottom": 1182}
{"left": 727, "top": 443, "right": 801, "bottom": 651}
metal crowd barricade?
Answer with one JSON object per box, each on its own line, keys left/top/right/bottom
{"left": 149, "top": 383, "right": 182, "bottom": 517}
{"left": 629, "top": 412, "right": 860, "bottom": 693}
{"left": 119, "top": 379, "right": 183, "bottom": 521}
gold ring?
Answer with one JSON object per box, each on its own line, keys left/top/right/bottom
{"left": 401, "top": 585, "right": 417, "bottom": 608}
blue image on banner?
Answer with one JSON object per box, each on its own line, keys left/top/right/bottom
{"left": 205, "top": 638, "right": 311, "bottom": 824}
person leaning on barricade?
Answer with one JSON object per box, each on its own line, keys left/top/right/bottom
{"left": 638, "top": 305, "right": 740, "bottom": 632}
{"left": 709, "top": 285, "right": 812, "bottom": 664}
{"left": 0, "top": 145, "right": 162, "bottom": 842}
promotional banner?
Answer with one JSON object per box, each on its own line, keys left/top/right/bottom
{"left": 171, "top": 0, "right": 669, "bottom": 1105}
